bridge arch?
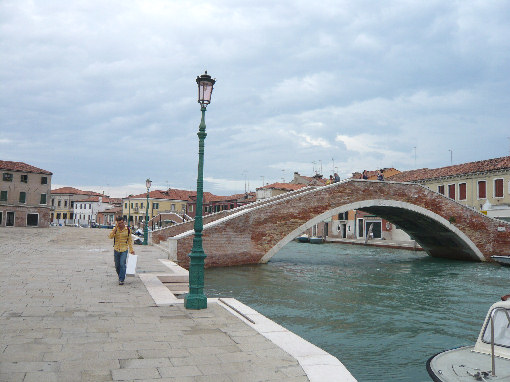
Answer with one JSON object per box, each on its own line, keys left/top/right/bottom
{"left": 159, "top": 180, "right": 510, "bottom": 268}
{"left": 259, "top": 199, "right": 485, "bottom": 263}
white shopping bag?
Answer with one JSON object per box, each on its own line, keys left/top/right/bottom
{"left": 126, "top": 254, "right": 138, "bottom": 277}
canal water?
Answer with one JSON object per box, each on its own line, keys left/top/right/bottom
{"left": 204, "top": 241, "right": 509, "bottom": 382}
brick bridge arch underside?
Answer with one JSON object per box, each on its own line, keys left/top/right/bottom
{"left": 163, "top": 180, "right": 510, "bottom": 268}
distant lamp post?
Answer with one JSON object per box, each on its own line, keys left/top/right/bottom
{"left": 143, "top": 178, "right": 152, "bottom": 245}
{"left": 184, "top": 71, "right": 216, "bottom": 310}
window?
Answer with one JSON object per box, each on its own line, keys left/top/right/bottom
{"left": 0, "top": 191, "right": 7, "bottom": 201}
{"left": 0, "top": 212, "right": 2, "bottom": 225}
{"left": 495, "top": 179, "right": 504, "bottom": 198}
{"left": 19, "top": 192, "right": 26, "bottom": 204}
{"left": 482, "top": 308, "right": 510, "bottom": 347}
{"left": 40, "top": 194, "right": 47, "bottom": 204}
{"left": 459, "top": 183, "right": 467, "bottom": 201}
{"left": 448, "top": 184, "right": 456, "bottom": 200}
{"left": 63, "top": 213, "right": 67, "bottom": 219}
{"left": 135, "top": 203, "right": 139, "bottom": 208}
{"left": 41, "top": 177, "right": 47, "bottom": 184}
{"left": 153, "top": 203, "right": 159, "bottom": 209}
{"left": 171, "top": 204, "right": 176, "bottom": 211}
{"left": 64, "top": 200, "right": 68, "bottom": 207}
{"left": 52, "top": 198, "right": 55, "bottom": 206}
{"left": 125, "top": 203, "right": 128, "bottom": 208}
{"left": 3, "top": 173, "right": 13, "bottom": 182}
{"left": 70, "top": 201, "right": 74, "bottom": 207}
{"left": 58, "top": 200, "right": 61, "bottom": 207}
{"left": 438, "top": 185, "right": 445, "bottom": 195}
{"left": 478, "top": 181, "right": 487, "bottom": 199}
{"left": 141, "top": 203, "right": 144, "bottom": 209}
{"left": 131, "top": 203, "right": 133, "bottom": 208}
{"left": 56, "top": 213, "right": 61, "bottom": 219}
{"left": 21, "top": 174, "right": 28, "bottom": 183}
{"left": 70, "top": 213, "right": 73, "bottom": 219}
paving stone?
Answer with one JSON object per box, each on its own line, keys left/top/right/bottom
{"left": 22, "top": 372, "right": 59, "bottom": 382}
{"left": 169, "top": 354, "right": 220, "bottom": 367}
{"left": 119, "top": 357, "right": 172, "bottom": 369}
{"left": 157, "top": 365, "right": 202, "bottom": 378}
{"left": 111, "top": 367, "right": 161, "bottom": 380}
{"left": 0, "top": 228, "right": 312, "bottom": 382}
{"left": 0, "top": 372, "right": 25, "bottom": 382}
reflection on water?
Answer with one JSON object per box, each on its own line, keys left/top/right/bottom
{"left": 205, "top": 241, "right": 509, "bottom": 382}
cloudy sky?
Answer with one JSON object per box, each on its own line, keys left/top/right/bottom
{"left": 1, "top": 1, "right": 509, "bottom": 197}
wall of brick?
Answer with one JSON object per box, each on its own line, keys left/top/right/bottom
{"left": 165, "top": 180, "right": 510, "bottom": 268}
{"left": 0, "top": 205, "right": 51, "bottom": 227}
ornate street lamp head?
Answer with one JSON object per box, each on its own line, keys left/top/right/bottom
{"left": 146, "top": 178, "right": 152, "bottom": 190}
{"left": 196, "top": 71, "right": 216, "bottom": 108}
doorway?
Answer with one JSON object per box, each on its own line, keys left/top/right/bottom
{"left": 27, "top": 213, "right": 39, "bottom": 226}
{"left": 6, "top": 211, "right": 14, "bottom": 226}
{"left": 364, "top": 221, "right": 382, "bottom": 239}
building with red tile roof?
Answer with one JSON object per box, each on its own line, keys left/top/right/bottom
{"left": 387, "top": 156, "right": 510, "bottom": 220}
{"left": 290, "top": 172, "right": 327, "bottom": 186}
{"left": 123, "top": 188, "right": 257, "bottom": 227}
{"left": 0, "top": 160, "right": 53, "bottom": 175}
{"left": 50, "top": 187, "right": 106, "bottom": 225}
{"left": 387, "top": 156, "right": 510, "bottom": 183}
{"left": 256, "top": 182, "right": 307, "bottom": 200}
{"left": 1, "top": 160, "right": 52, "bottom": 227}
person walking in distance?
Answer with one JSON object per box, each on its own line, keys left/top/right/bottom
{"left": 109, "top": 216, "right": 134, "bottom": 285}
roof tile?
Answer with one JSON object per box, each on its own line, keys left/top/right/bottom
{"left": 388, "top": 156, "right": 510, "bottom": 182}
{"left": 0, "top": 160, "right": 52, "bottom": 175}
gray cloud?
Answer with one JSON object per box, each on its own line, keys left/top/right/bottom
{"left": 1, "top": 0, "right": 509, "bottom": 196}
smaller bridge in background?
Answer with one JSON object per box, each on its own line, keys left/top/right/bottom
{"left": 153, "top": 180, "right": 510, "bottom": 268}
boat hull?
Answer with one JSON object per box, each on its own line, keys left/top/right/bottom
{"left": 491, "top": 256, "right": 510, "bottom": 266}
{"left": 309, "top": 237, "right": 324, "bottom": 244}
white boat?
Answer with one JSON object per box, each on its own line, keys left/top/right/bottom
{"left": 427, "top": 299, "right": 510, "bottom": 381}
{"left": 491, "top": 256, "right": 510, "bottom": 266}
{"left": 297, "top": 234, "right": 309, "bottom": 243}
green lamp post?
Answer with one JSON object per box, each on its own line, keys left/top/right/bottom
{"left": 143, "top": 178, "right": 152, "bottom": 245}
{"left": 184, "top": 71, "right": 216, "bottom": 310}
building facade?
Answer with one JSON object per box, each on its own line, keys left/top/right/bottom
{"left": 256, "top": 183, "right": 306, "bottom": 200}
{"left": 122, "top": 189, "right": 194, "bottom": 228}
{"left": 73, "top": 196, "right": 114, "bottom": 226}
{"left": 0, "top": 161, "right": 52, "bottom": 227}
{"left": 50, "top": 187, "right": 103, "bottom": 225}
{"left": 388, "top": 156, "right": 510, "bottom": 221}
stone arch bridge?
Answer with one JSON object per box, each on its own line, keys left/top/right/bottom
{"left": 152, "top": 180, "right": 510, "bottom": 268}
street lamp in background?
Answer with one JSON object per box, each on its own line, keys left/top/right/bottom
{"left": 184, "top": 71, "right": 216, "bottom": 310}
{"left": 143, "top": 178, "right": 152, "bottom": 245}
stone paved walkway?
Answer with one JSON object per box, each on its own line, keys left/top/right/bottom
{"left": 0, "top": 227, "right": 308, "bottom": 382}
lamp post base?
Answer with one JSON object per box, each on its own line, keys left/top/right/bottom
{"left": 184, "top": 293, "right": 207, "bottom": 310}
